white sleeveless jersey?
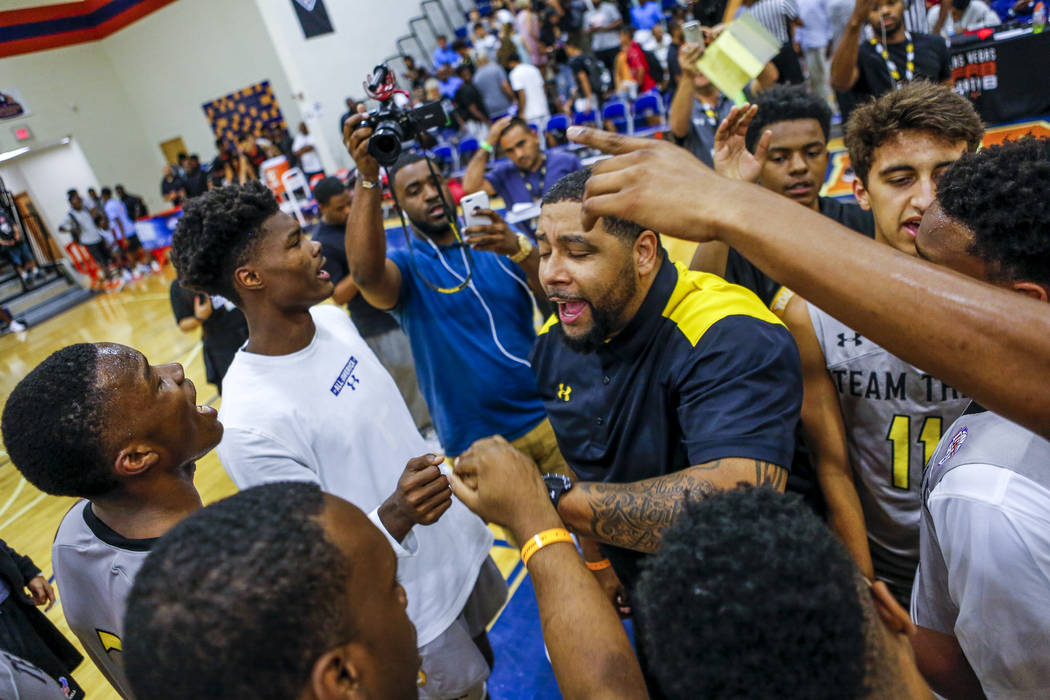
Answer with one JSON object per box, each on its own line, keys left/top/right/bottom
{"left": 809, "top": 303, "right": 969, "bottom": 595}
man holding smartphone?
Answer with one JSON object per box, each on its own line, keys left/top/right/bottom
{"left": 462, "top": 116, "right": 583, "bottom": 216}
{"left": 343, "top": 113, "right": 569, "bottom": 476}
{"left": 667, "top": 34, "right": 735, "bottom": 167}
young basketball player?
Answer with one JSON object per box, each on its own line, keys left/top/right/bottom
{"left": 772, "top": 81, "right": 983, "bottom": 605}
{"left": 0, "top": 343, "right": 222, "bottom": 698}
{"left": 170, "top": 181, "right": 502, "bottom": 700}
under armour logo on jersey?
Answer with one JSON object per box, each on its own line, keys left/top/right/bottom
{"left": 330, "top": 356, "right": 360, "bottom": 396}
{"left": 557, "top": 383, "right": 572, "bottom": 402}
{"left": 837, "top": 332, "right": 863, "bottom": 347}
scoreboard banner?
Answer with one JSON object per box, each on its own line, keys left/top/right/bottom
{"left": 950, "top": 29, "right": 1050, "bottom": 124}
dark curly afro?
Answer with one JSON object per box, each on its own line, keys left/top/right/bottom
{"left": 636, "top": 488, "right": 868, "bottom": 700}
{"left": 169, "top": 180, "right": 278, "bottom": 303}
{"left": 938, "top": 136, "right": 1050, "bottom": 288}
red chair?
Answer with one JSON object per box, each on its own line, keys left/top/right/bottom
{"left": 65, "top": 242, "right": 103, "bottom": 288}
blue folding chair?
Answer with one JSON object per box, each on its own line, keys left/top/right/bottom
{"left": 572, "top": 109, "right": 599, "bottom": 128}
{"left": 546, "top": 114, "right": 569, "bottom": 134}
{"left": 632, "top": 92, "right": 665, "bottom": 136}
{"left": 432, "top": 143, "right": 455, "bottom": 172}
{"left": 458, "top": 137, "right": 479, "bottom": 165}
{"left": 601, "top": 101, "right": 632, "bottom": 134}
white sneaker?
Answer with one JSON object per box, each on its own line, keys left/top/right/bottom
{"left": 8, "top": 320, "right": 25, "bottom": 332}
{"left": 150, "top": 260, "right": 161, "bottom": 273}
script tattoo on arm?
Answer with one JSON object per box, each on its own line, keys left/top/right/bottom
{"left": 567, "top": 459, "right": 787, "bottom": 553}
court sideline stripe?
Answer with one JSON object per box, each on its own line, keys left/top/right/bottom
{"left": 487, "top": 562, "right": 529, "bottom": 632}
{"left": 0, "top": 475, "right": 26, "bottom": 519}
{"left": 0, "top": 491, "right": 46, "bottom": 531}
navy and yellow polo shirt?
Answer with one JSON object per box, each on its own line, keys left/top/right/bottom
{"left": 530, "top": 254, "right": 802, "bottom": 487}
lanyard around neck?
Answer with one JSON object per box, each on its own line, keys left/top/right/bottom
{"left": 870, "top": 31, "right": 914, "bottom": 87}
{"left": 519, "top": 157, "right": 547, "bottom": 202}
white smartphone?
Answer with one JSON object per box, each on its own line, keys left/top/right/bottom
{"left": 682, "top": 20, "right": 705, "bottom": 47}
{"left": 460, "top": 190, "right": 492, "bottom": 229}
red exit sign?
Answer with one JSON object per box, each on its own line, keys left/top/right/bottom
{"left": 12, "top": 125, "right": 32, "bottom": 141}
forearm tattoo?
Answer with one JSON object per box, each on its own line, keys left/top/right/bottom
{"left": 576, "top": 459, "right": 787, "bottom": 553}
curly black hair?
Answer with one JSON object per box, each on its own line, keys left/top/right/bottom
{"left": 1, "top": 343, "right": 119, "bottom": 498}
{"left": 635, "top": 488, "right": 868, "bottom": 700}
{"left": 937, "top": 137, "right": 1050, "bottom": 288}
{"left": 745, "top": 85, "right": 832, "bottom": 153}
{"left": 169, "top": 180, "right": 278, "bottom": 303}
{"left": 543, "top": 168, "right": 645, "bottom": 242}
{"left": 124, "top": 482, "right": 354, "bottom": 700}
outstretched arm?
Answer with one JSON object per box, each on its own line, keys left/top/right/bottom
{"left": 343, "top": 113, "right": 403, "bottom": 310}
{"left": 558, "top": 459, "right": 786, "bottom": 553}
{"left": 566, "top": 127, "right": 1050, "bottom": 440}
{"left": 451, "top": 437, "right": 647, "bottom": 700}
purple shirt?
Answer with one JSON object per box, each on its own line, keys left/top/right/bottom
{"left": 486, "top": 148, "right": 583, "bottom": 208}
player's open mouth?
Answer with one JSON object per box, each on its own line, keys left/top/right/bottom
{"left": 428, "top": 204, "right": 445, "bottom": 219}
{"left": 557, "top": 300, "right": 588, "bottom": 324}
{"left": 317, "top": 269, "right": 330, "bottom": 281}
{"left": 197, "top": 404, "right": 217, "bottom": 417}
{"left": 902, "top": 220, "right": 921, "bottom": 238}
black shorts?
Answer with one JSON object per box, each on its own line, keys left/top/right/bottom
{"left": 84, "top": 241, "right": 113, "bottom": 266}
{"left": 120, "top": 234, "right": 143, "bottom": 252}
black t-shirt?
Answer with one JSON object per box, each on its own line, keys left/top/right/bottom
{"left": 569, "top": 53, "right": 604, "bottom": 96}
{"left": 850, "top": 32, "right": 951, "bottom": 102}
{"left": 121, "top": 194, "right": 147, "bottom": 220}
{"left": 160, "top": 175, "right": 187, "bottom": 197}
{"left": 311, "top": 221, "right": 399, "bottom": 338}
{"left": 183, "top": 170, "right": 208, "bottom": 198}
{"left": 169, "top": 281, "right": 249, "bottom": 387}
{"left": 724, "top": 197, "right": 875, "bottom": 307}
{"left": 454, "top": 82, "right": 488, "bottom": 121}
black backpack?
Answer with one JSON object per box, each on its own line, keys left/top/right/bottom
{"left": 642, "top": 48, "right": 664, "bottom": 84}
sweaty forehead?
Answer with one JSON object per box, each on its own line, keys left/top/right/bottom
{"left": 92, "top": 343, "right": 147, "bottom": 410}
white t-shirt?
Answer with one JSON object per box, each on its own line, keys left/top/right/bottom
{"left": 509, "top": 62, "right": 550, "bottom": 122}
{"left": 64, "top": 207, "right": 103, "bottom": 245}
{"left": 217, "top": 305, "right": 493, "bottom": 647}
{"left": 585, "top": 2, "right": 623, "bottom": 52}
{"left": 291, "top": 132, "right": 323, "bottom": 174}
{"left": 103, "top": 198, "right": 135, "bottom": 246}
{"left": 928, "top": 0, "right": 1001, "bottom": 37}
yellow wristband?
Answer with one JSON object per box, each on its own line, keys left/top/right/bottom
{"left": 520, "top": 528, "right": 574, "bottom": 568}
{"left": 585, "top": 558, "right": 612, "bottom": 571}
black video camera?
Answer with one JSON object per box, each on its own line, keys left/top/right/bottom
{"left": 359, "top": 64, "right": 447, "bottom": 166}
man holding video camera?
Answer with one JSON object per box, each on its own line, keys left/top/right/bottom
{"left": 343, "top": 113, "right": 569, "bottom": 475}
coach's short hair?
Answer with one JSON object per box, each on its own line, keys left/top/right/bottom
{"left": 636, "top": 488, "right": 869, "bottom": 699}
{"left": 542, "top": 168, "right": 645, "bottom": 242}
{"left": 170, "top": 180, "right": 278, "bottom": 304}
{"left": 125, "top": 483, "right": 354, "bottom": 700}
{"left": 938, "top": 137, "right": 1050, "bottom": 288}
{"left": 745, "top": 85, "right": 832, "bottom": 153}
{"left": 1, "top": 344, "right": 119, "bottom": 498}
{"left": 845, "top": 80, "right": 982, "bottom": 185}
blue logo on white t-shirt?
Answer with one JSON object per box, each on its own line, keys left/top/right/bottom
{"left": 330, "top": 356, "right": 360, "bottom": 395}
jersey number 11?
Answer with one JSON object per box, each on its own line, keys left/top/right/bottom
{"left": 886, "top": 415, "right": 942, "bottom": 490}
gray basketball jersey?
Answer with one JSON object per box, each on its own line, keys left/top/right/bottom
{"left": 0, "top": 651, "right": 68, "bottom": 700}
{"left": 51, "top": 500, "right": 152, "bottom": 699}
{"left": 809, "top": 304, "right": 969, "bottom": 595}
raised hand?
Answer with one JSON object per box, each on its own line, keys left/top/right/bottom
{"left": 713, "top": 104, "right": 771, "bottom": 183}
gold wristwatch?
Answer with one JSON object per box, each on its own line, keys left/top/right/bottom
{"left": 508, "top": 233, "right": 533, "bottom": 263}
